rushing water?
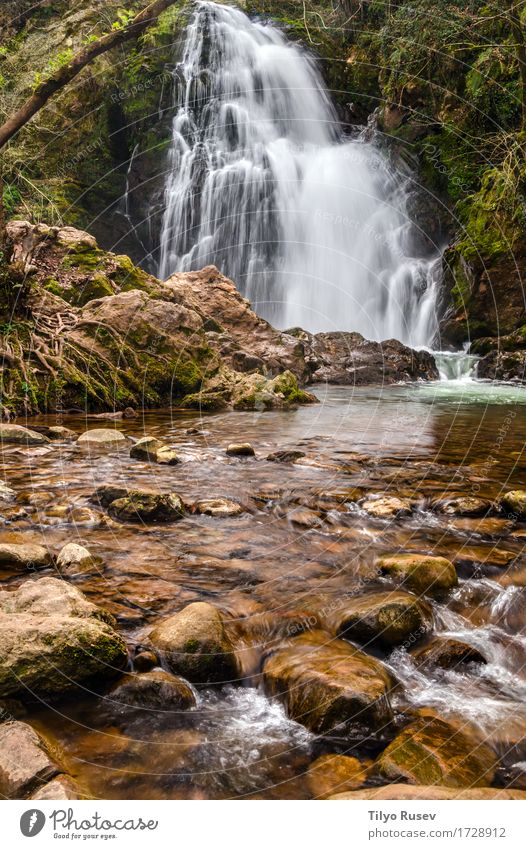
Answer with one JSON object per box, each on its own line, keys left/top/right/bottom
{"left": 2, "top": 385, "right": 526, "bottom": 798}
{"left": 158, "top": 1, "right": 441, "bottom": 345}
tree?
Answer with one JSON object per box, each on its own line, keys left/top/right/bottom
{"left": 0, "top": 0, "right": 182, "bottom": 247}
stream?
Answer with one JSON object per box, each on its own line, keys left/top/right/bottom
{"left": 1, "top": 380, "right": 525, "bottom": 798}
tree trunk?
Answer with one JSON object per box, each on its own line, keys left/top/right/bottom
{"left": 0, "top": 0, "right": 180, "bottom": 150}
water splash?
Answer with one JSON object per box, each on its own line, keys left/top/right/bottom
{"left": 158, "top": 1, "right": 441, "bottom": 346}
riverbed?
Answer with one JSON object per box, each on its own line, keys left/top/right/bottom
{"left": 1, "top": 380, "right": 525, "bottom": 798}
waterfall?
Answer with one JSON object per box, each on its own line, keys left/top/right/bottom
{"left": 158, "top": 1, "right": 441, "bottom": 347}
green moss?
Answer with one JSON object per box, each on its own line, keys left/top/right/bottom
{"left": 110, "top": 254, "right": 153, "bottom": 292}
{"left": 60, "top": 243, "right": 106, "bottom": 272}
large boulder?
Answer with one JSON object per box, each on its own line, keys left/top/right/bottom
{"left": 0, "top": 543, "right": 53, "bottom": 572}
{"left": 148, "top": 602, "right": 238, "bottom": 684}
{"left": 376, "top": 717, "right": 497, "bottom": 787}
{"left": 109, "top": 491, "right": 185, "bottom": 523}
{"left": 0, "top": 577, "right": 128, "bottom": 698}
{"left": 0, "top": 425, "right": 50, "bottom": 445}
{"left": 377, "top": 553, "right": 458, "bottom": 599}
{"left": 329, "top": 785, "right": 526, "bottom": 800}
{"left": 0, "top": 721, "right": 60, "bottom": 798}
{"left": 263, "top": 631, "right": 394, "bottom": 735}
{"left": 330, "top": 591, "right": 432, "bottom": 649}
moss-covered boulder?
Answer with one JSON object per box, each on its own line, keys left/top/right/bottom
{"left": 263, "top": 631, "right": 394, "bottom": 735}
{"left": 330, "top": 591, "right": 432, "bottom": 650}
{"left": 148, "top": 602, "right": 239, "bottom": 685}
{"left": 376, "top": 717, "right": 497, "bottom": 788}
{"left": 377, "top": 553, "right": 458, "bottom": 599}
{"left": 0, "top": 577, "right": 127, "bottom": 698}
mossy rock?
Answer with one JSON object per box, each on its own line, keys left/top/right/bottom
{"left": 148, "top": 602, "right": 239, "bottom": 685}
{"left": 331, "top": 591, "right": 432, "bottom": 649}
{"left": 377, "top": 553, "right": 458, "bottom": 599}
{"left": 376, "top": 717, "right": 497, "bottom": 788}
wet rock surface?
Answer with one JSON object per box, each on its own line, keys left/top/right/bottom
{"left": 263, "top": 631, "right": 394, "bottom": 735}
{"left": 0, "top": 721, "right": 60, "bottom": 798}
{"left": 330, "top": 590, "right": 432, "bottom": 649}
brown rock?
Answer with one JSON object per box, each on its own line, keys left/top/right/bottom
{"left": 331, "top": 591, "right": 432, "bottom": 649}
{"left": 307, "top": 754, "right": 368, "bottom": 799}
{"left": 191, "top": 498, "right": 245, "bottom": 517}
{"left": 0, "top": 425, "right": 50, "bottom": 445}
{"left": 77, "top": 428, "right": 127, "bottom": 446}
{"left": 109, "top": 491, "right": 185, "bottom": 523}
{"left": 31, "top": 775, "right": 89, "bottom": 800}
{"left": 108, "top": 670, "right": 196, "bottom": 710}
{"left": 263, "top": 631, "right": 394, "bottom": 735}
{"left": 0, "top": 722, "right": 60, "bottom": 798}
{"left": 226, "top": 443, "right": 256, "bottom": 457}
{"left": 413, "top": 638, "right": 486, "bottom": 670}
{"left": 0, "top": 543, "right": 53, "bottom": 572}
{"left": 361, "top": 496, "right": 413, "bottom": 518}
{"left": 376, "top": 717, "right": 497, "bottom": 787}
{"left": 377, "top": 553, "right": 458, "bottom": 598}
{"left": 149, "top": 602, "right": 238, "bottom": 684}
{"left": 329, "top": 784, "right": 526, "bottom": 800}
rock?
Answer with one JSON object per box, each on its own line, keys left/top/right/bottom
{"left": 0, "top": 722, "right": 60, "bottom": 798}
{"left": 47, "top": 426, "right": 77, "bottom": 441}
{"left": 288, "top": 508, "right": 323, "bottom": 528}
{"left": 0, "top": 424, "right": 50, "bottom": 445}
{"left": 433, "top": 496, "right": 492, "bottom": 516}
{"left": 0, "top": 482, "right": 16, "bottom": 502}
{"left": 109, "top": 491, "right": 185, "bottom": 523}
{"left": 129, "top": 436, "right": 163, "bottom": 460}
{"left": 412, "top": 638, "right": 486, "bottom": 670}
{"left": 267, "top": 450, "right": 306, "bottom": 463}
{"left": 500, "top": 490, "right": 526, "bottom": 519}
{"left": 301, "top": 331, "right": 439, "bottom": 385}
{"left": 148, "top": 602, "right": 238, "bottom": 684}
{"left": 90, "top": 484, "right": 131, "bottom": 507}
{"left": 330, "top": 591, "right": 432, "bottom": 649}
{"left": 31, "top": 774, "right": 88, "bottom": 800}
{"left": 130, "top": 437, "right": 180, "bottom": 465}
{"left": 329, "top": 785, "right": 526, "bottom": 800}
{"left": 263, "top": 631, "right": 394, "bottom": 735}
{"left": 478, "top": 349, "right": 526, "bottom": 383}
{"left": 133, "top": 650, "right": 159, "bottom": 672}
{"left": 156, "top": 446, "right": 180, "bottom": 465}
{"left": 361, "top": 496, "right": 413, "bottom": 518}
{"left": 77, "top": 428, "right": 128, "bottom": 446}
{"left": 0, "top": 542, "right": 53, "bottom": 571}
{"left": 191, "top": 499, "right": 245, "bottom": 517}
{"left": 376, "top": 717, "right": 497, "bottom": 787}
{"left": 56, "top": 543, "right": 99, "bottom": 576}
{"left": 0, "top": 577, "right": 127, "bottom": 697}
{"left": 108, "top": 670, "right": 196, "bottom": 710}
{"left": 307, "top": 754, "right": 368, "bottom": 798}
{"left": 226, "top": 443, "right": 256, "bottom": 457}
{"left": 377, "top": 553, "right": 458, "bottom": 599}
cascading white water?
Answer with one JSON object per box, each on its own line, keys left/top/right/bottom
{"left": 158, "top": 1, "right": 441, "bottom": 346}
